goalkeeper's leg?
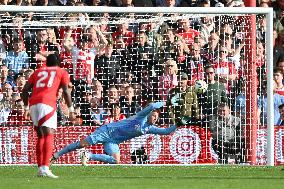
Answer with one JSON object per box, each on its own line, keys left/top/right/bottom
{"left": 80, "top": 142, "right": 120, "bottom": 165}
{"left": 50, "top": 139, "right": 90, "bottom": 164}
{"left": 51, "top": 127, "right": 110, "bottom": 164}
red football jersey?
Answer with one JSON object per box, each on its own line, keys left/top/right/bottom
{"left": 28, "top": 66, "right": 70, "bottom": 108}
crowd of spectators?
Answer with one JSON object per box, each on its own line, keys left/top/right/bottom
{"left": 0, "top": 0, "right": 284, "bottom": 164}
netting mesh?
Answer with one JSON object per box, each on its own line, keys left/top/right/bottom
{"left": 0, "top": 10, "right": 272, "bottom": 165}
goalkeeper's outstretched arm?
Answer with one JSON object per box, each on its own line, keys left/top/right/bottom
{"left": 148, "top": 125, "right": 177, "bottom": 135}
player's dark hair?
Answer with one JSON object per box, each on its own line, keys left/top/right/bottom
{"left": 274, "top": 67, "right": 283, "bottom": 75}
{"left": 152, "top": 109, "right": 161, "bottom": 115}
{"left": 277, "top": 55, "right": 284, "bottom": 65}
{"left": 279, "top": 104, "right": 284, "bottom": 110}
{"left": 46, "top": 53, "right": 60, "bottom": 67}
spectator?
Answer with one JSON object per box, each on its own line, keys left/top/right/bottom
{"left": 112, "top": 34, "right": 129, "bottom": 71}
{"left": 58, "top": 14, "right": 83, "bottom": 45}
{"left": 26, "top": 28, "right": 58, "bottom": 69}
{"left": 23, "top": 69, "right": 34, "bottom": 81}
{"left": 233, "top": 81, "right": 261, "bottom": 124}
{"left": 104, "top": 103, "right": 126, "bottom": 124}
{"left": 273, "top": 30, "right": 284, "bottom": 66}
{"left": 95, "top": 43, "right": 121, "bottom": 90}
{"left": 1, "top": 14, "right": 24, "bottom": 44}
{"left": 276, "top": 55, "right": 284, "bottom": 84}
{"left": 83, "top": 25, "right": 108, "bottom": 57}
{"left": 71, "top": 106, "right": 83, "bottom": 125}
{"left": 172, "top": 39, "right": 189, "bottom": 67}
{"left": 203, "top": 32, "right": 220, "bottom": 63}
{"left": 3, "top": 38, "right": 29, "bottom": 74}
{"left": 90, "top": 97, "right": 107, "bottom": 126}
{"left": 257, "top": 16, "right": 266, "bottom": 43}
{"left": 0, "top": 65, "right": 15, "bottom": 88}
{"left": 140, "top": 68, "right": 157, "bottom": 103}
{"left": 72, "top": 39, "right": 95, "bottom": 103}
{"left": 119, "top": 85, "right": 142, "bottom": 118}
{"left": 274, "top": 67, "right": 284, "bottom": 96}
{"left": 180, "top": 0, "right": 209, "bottom": 6}
{"left": 47, "top": 27, "right": 60, "bottom": 50}
{"left": 91, "top": 79, "right": 103, "bottom": 101}
{"left": 98, "top": 17, "right": 111, "bottom": 35}
{"left": 159, "top": 28, "right": 179, "bottom": 61}
{"left": 80, "top": 90, "right": 93, "bottom": 126}
{"left": 74, "top": 39, "right": 96, "bottom": 84}
{"left": 139, "top": 21, "right": 162, "bottom": 57}
{"left": 167, "top": 72, "right": 200, "bottom": 125}
{"left": 0, "top": 83, "right": 13, "bottom": 125}
{"left": 258, "top": 81, "right": 284, "bottom": 125}
{"left": 220, "top": 33, "right": 244, "bottom": 70}
{"left": 0, "top": 38, "right": 6, "bottom": 65}
{"left": 14, "top": 74, "right": 26, "bottom": 93}
{"left": 277, "top": 103, "right": 284, "bottom": 125}
{"left": 7, "top": 99, "right": 28, "bottom": 126}
{"left": 259, "top": 0, "right": 270, "bottom": 7}
{"left": 112, "top": 21, "right": 135, "bottom": 47}
{"left": 132, "top": 83, "right": 144, "bottom": 105}
{"left": 208, "top": 103, "right": 243, "bottom": 164}
{"left": 102, "top": 85, "right": 120, "bottom": 108}
{"left": 184, "top": 43, "right": 209, "bottom": 85}
{"left": 156, "top": 0, "right": 181, "bottom": 7}
{"left": 158, "top": 59, "right": 178, "bottom": 101}
{"left": 199, "top": 16, "right": 215, "bottom": 45}
{"left": 132, "top": 0, "right": 154, "bottom": 6}
{"left": 201, "top": 66, "right": 228, "bottom": 119}
{"left": 121, "top": 0, "right": 134, "bottom": 6}
{"left": 85, "top": 0, "right": 108, "bottom": 6}
{"left": 212, "top": 46, "right": 237, "bottom": 94}
{"left": 177, "top": 18, "right": 200, "bottom": 46}
{"left": 274, "top": 8, "right": 284, "bottom": 33}
{"left": 255, "top": 42, "right": 266, "bottom": 69}
{"left": 59, "top": 37, "right": 77, "bottom": 78}
{"left": 127, "top": 32, "right": 154, "bottom": 81}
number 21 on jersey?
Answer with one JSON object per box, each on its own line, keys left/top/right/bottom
{"left": 36, "top": 71, "right": 56, "bottom": 88}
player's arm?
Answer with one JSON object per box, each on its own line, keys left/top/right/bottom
{"left": 61, "top": 84, "right": 76, "bottom": 121}
{"left": 148, "top": 125, "right": 177, "bottom": 135}
{"left": 21, "top": 82, "right": 33, "bottom": 119}
{"left": 21, "top": 82, "right": 33, "bottom": 109}
{"left": 136, "top": 101, "right": 165, "bottom": 117}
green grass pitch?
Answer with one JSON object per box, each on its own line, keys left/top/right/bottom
{"left": 0, "top": 165, "right": 284, "bottom": 189}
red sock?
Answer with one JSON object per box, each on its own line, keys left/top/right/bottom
{"left": 42, "top": 134, "right": 54, "bottom": 167}
{"left": 36, "top": 136, "right": 44, "bottom": 167}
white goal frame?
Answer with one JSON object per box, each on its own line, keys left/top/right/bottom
{"left": 0, "top": 6, "right": 274, "bottom": 166}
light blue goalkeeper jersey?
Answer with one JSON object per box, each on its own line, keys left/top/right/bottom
{"left": 91, "top": 102, "right": 177, "bottom": 144}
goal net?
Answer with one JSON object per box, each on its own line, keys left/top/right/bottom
{"left": 0, "top": 6, "right": 276, "bottom": 165}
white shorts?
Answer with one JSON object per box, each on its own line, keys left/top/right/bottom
{"left": 30, "top": 103, "right": 57, "bottom": 129}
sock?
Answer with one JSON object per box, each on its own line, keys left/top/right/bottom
{"left": 42, "top": 134, "right": 54, "bottom": 167}
{"left": 38, "top": 166, "right": 43, "bottom": 173}
{"left": 36, "top": 136, "right": 44, "bottom": 167}
{"left": 56, "top": 141, "right": 81, "bottom": 158}
{"left": 89, "top": 154, "right": 117, "bottom": 164}
{"left": 41, "top": 166, "right": 49, "bottom": 171}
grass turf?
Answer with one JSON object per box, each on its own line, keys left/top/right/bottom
{"left": 0, "top": 165, "right": 283, "bottom": 189}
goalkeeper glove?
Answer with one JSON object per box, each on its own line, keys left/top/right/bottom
{"left": 176, "top": 116, "right": 191, "bottom": 127}
{"left": 170, "top": 94, "right": 181, "bottom": 107}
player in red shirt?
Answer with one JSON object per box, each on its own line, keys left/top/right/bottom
{"left": 22, "top": 54, "right": 76, "bottom": 178}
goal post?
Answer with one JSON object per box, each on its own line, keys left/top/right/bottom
{"left": 0, "top": 6, "right": 275, "bottom": 166}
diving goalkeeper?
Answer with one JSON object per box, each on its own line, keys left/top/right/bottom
{"left": 51, "top": 101, "right": 177, "bottom": 165}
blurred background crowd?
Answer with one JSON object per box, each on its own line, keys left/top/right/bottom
{"left": 0, "top": 0, "right": 284, "bottom": 164}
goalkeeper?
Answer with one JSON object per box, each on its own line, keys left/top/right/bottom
{"left": 51, "top": 101, "right": 177, "bottom": 165}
